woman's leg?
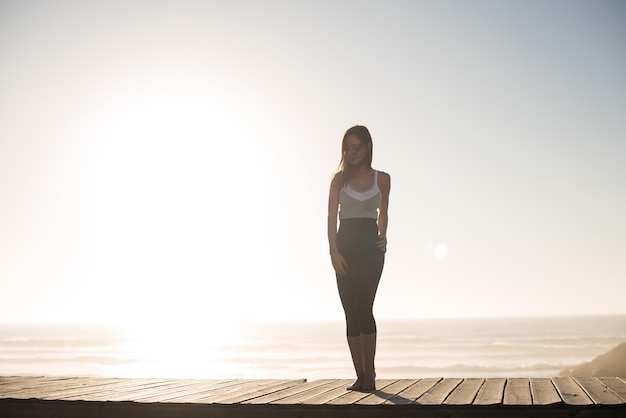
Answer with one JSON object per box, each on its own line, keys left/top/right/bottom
{"left": 339, "top": 252, "right": 383, "bottom": 391}
{"left": 356, "top": 238, "right": 384, "bottom": 391}
{"left": 360, "top": 332, "right": 377, "bottom": 391}
{"left": 336, "top": 219, "right": 384, "bottom": 391}
{"left": 346, "top": 335, "right": 364, "bottom": 390}
{"left": 337, "top": 275, "right": 364, "bottom": 389}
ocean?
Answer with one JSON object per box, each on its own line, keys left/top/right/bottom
{"left": 1, "top": 316, "right": 625, "bottom": 380}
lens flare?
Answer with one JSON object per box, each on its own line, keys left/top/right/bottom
{"left": 436, "top": 243, "right": 448, "bottom": 258}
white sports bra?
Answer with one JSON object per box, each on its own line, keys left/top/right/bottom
{"left": 338, "top": 170, "right": 381, "bottom": 220}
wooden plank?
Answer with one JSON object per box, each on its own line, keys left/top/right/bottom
{"left": 322, "top": 386, "right": 370, "bottom": 405}
{"left": 193, "top": 380, "right": 295, "bottom": 403}
{"left": 269, "top": 380, "right": 348, "bottom": 405}
{"left": 0, "top": 377, "right": 158, "bottom": 398}
{"left": 84, "top": 380, "right": 197, "bottom": 402}
{"left": 384, "top": 378, "right": 439, "bottom": 405}
{"left": 108, "top": 380, "right": 234, "bottom": 403}
{"left": 199, "top": 379, "right": 304, "bottom": 405}
{"left": 60, "top": 379, "right": 189, "bottom": 401}
{"left": 1, "top": 377, "right": 113, "bottom": 399}
{"left": 530, "top": 378, "right": 562, "bottom": 405}
{"left": 168, "top": 380, "right": 278, "bottom": 403}
{"left": 39, "top": 378, "right": 138, "bottom": 400}
{"left": 211, "top": 380, "right": 306, "bottom": 404}
{"left": 473, "top": 378, "right": 505, "bottom": 405}
{"left": 326, "top": 380, "right": 397, "bottom": 405}
{"left": 598, "top": 377, "right": 626, "bottom": 402}
{"left": 356, "top": 380, "right": 415, "bottom": 405}
{"left": 117, "top": 379, "right": 230, "bottom": 403}
{"left": 244, "top": 379, "right": 335, "bottom": 404}
{"left": 503, "top": 378, "right": 532, "bottom": 405}
{"left": 299, "top": 380, "right": 354, "bottom": 404}
{"left": 59, "top": 378, "right": 184, "bottom": 401}
{"left": 444, "top": 378, "right": 484, "bottom": 405}
{"left": 0, "top": 376, "right": 79, "bottom": 394}
{"left": 576, "top": 377, "right": 625, "bottom": 405}
{"left": 552, "top": 377, "right": 593, "bottom": 405}
{"left": 416, "top": 378, "right": 462, "bottom": 405}
{"left": 169, "top": 380, "right": 258, "bottom": 403}
{"left": 0, "top": 378, "right": 51, "bottom": 394}
{"left": 0, "top": 376, "right": 55, "bottom": 389}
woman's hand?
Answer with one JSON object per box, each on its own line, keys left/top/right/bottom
{"left": 330, "top": 250, "right": 348, "bottom": 276}
{"left": 377, "top": 235, "right": 387, "bottom": 253}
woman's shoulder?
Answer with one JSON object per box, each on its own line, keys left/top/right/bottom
{"left": 375, "top": 169, "right": 390, "bottom": 191}
{"left": 330, "top": 171, "right": 344, "bottom": 190}
{"left": 375, "top": 169, "right": 390, "bottom": 181}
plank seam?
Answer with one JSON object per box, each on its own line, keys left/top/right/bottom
{"left": 573, "top": 377, "right": 598, "bottom": 405}
{"left": 552, "top": 378, "right": 568, "bottom": 405}
{"left": 469, "top": 379, "right": 486, "bottom": 405}
{"left": 438, "top": 378, "right": 463, "bottom": 404}
{"left": 531, "top": 377, "right": 561, "bottom": 405}
{"left": 501, "top": 378, "right": 509, "bottom": 404}
{"left": 597, "top": 377, "right": 626, "bottom": 404}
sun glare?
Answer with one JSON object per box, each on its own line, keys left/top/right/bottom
{"left": 86, "top": 89, "right": 271, "bottom": 328}
{"left": 111, "top": 316, "right": 249, "bottom": 378}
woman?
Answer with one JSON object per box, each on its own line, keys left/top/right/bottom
{"left": 328, "top": 125, "right": 390, "bottom": 391}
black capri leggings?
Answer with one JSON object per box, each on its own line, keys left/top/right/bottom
{"left": 336, "top": 218, "right": 385, "bottom": 337}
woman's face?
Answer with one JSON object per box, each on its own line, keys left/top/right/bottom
{"left": 344, "top": 134, "right": 369, "bottom": 166}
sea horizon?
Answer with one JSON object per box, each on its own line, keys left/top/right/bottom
{"left": 1, "top": 314, "right": 625, "bottom": 380}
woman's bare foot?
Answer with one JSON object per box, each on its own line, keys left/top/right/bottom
{"left": 347, "top": 377, "right": 363, "bottom": 391}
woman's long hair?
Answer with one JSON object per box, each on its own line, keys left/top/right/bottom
{"left": 334, "top": 125, "right": 373, "bottom": 187}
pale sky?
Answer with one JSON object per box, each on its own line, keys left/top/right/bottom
{"left": 1, "top": 0, "right": 625, "bottom": 326}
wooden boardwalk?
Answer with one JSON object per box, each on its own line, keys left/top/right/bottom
{"left": 1, "top": 375, "right": 625, "bottom": 417}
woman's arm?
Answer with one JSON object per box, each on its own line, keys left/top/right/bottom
{"left": 328, "top": 174, "right": 348, "bottom": 276}
{"left": 377, "top": 171, "right": 391, "bottom": 252}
